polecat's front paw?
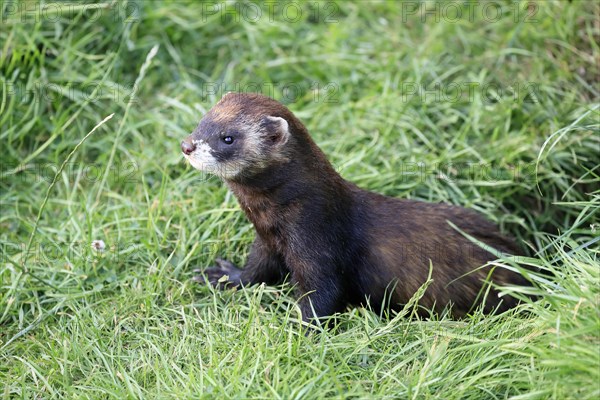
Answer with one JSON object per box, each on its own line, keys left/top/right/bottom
{"left": 193, "top": 258, "right": 242, "bottom": 288}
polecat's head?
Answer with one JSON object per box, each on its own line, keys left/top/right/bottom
{"left": 181, "top": 93, "right": 293, "bottom": 180}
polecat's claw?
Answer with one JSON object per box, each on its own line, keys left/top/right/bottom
{"left": 193, "top": 259, "right": 242, "bottom": 289}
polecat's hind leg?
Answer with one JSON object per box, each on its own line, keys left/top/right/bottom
{"left": 193, "top": 258, "right": 242, "bottom": 288}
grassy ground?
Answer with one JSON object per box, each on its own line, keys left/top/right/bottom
{"left": 1, "top": 0, "right": 599, "bottom": 398}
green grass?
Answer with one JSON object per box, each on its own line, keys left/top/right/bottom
{"left": 1, "top": 0, "right": 599, "bottom": 398}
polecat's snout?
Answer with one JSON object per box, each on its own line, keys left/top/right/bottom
{"left": 181, "top": 139, "right": 195, "bottom": 155}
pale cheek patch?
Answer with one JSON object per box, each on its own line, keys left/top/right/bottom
{"left": 184, "top": 141, "right": 218, "bottom": 171}
{"left": 184, "top": 140, "right": 244, "bottom": 180}
{"left": 244, "top": 127, "right": 265, "bottom": 159}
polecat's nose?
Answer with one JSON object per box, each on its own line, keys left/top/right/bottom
{"left": 181, "top": 140, "right": 196, "bottom": 155}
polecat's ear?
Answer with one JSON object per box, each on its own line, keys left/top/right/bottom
{"left": 262, "top": 116, "right": 290, "bottom": 145}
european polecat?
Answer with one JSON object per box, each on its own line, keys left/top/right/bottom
{"left": 181, "top": 93, "right": 528, "bottom": 324}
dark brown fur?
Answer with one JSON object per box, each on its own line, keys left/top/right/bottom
{"left": 182, "top": 93, "right": 528, "bottom": 323}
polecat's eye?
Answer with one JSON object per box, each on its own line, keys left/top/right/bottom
{"left": 222, "top": 136, "right": 234, "bottom": 145}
